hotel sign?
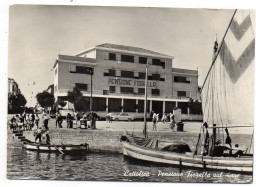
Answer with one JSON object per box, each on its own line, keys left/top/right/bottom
{"left": 108, "top": 78, "right": 157, "bottom": 87}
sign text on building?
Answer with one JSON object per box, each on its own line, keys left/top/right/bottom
{"left": 108, "top": 78, "right": 157, "bottom": 87}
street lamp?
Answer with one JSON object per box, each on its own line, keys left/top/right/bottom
{"left": 143, "top": 61, "right": 149, "bottom": 138}
{"left": 87, "top": 67, "right": 94, "bottom": 112}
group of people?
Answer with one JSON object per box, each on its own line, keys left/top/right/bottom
{"left": 79, "top": 112, "right": 99, "bottom": 129}
{"left": 150, "top": 111, "right": 176, "bottom": 132}
{"left": 55, "top": 112, "right": 74, "bottom": 129}
{"left": 55, "top": 111, "right": 99, "bottom": 130}
{"left": 9, "top": 112, "right": 40, "bottom": 133}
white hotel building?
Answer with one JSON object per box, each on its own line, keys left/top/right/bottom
{"left": 53, "top": 43, "right": 199, "bottom": 118}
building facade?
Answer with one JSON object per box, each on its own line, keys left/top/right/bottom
{"left": 8, "top": 78, "right": 21, "bottom": 96}
{"left": 53, "top": 43, "right": 199, "bottom": 118}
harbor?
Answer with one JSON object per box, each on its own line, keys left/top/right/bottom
{"left": 7, "top": 118, "right": 253, "bottom": 182}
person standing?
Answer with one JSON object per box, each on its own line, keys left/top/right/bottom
{"left": 152, "top": 113, "right": 157, "bottom": 131}
{"left": 42, "top": 113, "right": 50, "bottom": 130}
{"left": 56, "top": 113, "right": 63, "bottom": 128}
{"left": 170, "top": 112, "right": 175, "bottom": 132}
{"left": 106, "top": 113, "right": 110, "bottom": 123}
{"left": 66, "top": 113, "right": 73, "bottom": 128}
{"left": 35, "top": 114, "right": 40, "bottom": 128}
{"left": 150, "top": 111, "right": 154, "bottom": 122}
{"left": 45, "top": 131, "right": 51, "bottom": 145}
{"left": 87, "top": 112, "right": 98, "bottom": 129}
{"left": 161, "top": 113, "right": 167, "bottom": 123}
{"left": 35, "top": 127, "right": 42, "bottom": 143}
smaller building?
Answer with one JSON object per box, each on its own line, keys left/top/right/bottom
{"left": 8, "top": 78, "right": 20, "bottom": 96}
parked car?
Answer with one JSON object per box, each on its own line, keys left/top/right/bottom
{"left": 111, "top": 113, "right": 135, "bottom": 121}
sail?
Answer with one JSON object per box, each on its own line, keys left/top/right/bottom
{"left": 201, "top": 10, "right": 255, "bottom": 126}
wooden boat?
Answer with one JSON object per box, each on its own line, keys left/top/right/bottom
{"left": 24, "top": 142, "right": 89, "bottom": 154}
{"left": 121, "top": 134, "right": 253, "bottom": 173}
{"left": 121, "top": 9, "right": 254, "bottom": 174}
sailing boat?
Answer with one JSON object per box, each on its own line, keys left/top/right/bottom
{"left": 120, "top": 9, "right": 254, "bottom": 173}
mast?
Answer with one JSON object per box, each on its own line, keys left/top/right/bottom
{"left": 143, "top": 61, "right": 149, "bottom": 138}
{"left": 201, "top": 9, "right": 237, "bottom": 90}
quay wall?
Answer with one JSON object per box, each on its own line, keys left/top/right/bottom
{"left": 22, "top": 129, "right": 253, "bottom": 154}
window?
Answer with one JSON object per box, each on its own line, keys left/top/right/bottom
{"left": 152, "top": 74, "right": 160, "bottom": 81}
{"left": 109, "top": 69, "right": 116, "bottom": 76}
{"left": 109, "top": 53, "right": 116, "bottom": 61}
{"left": 161, "top": 61, "right": 165, "bottom": 69}
{"left": 152, "top": 89, "right": 160, "bottom": 96}
{"left": 174, "top": 76, "right": 190, "bottom": 83}
{"left": 139, "top": 72, "right": 146, "bottom": 79}
{"left": 75, "top": 83, "right": 88, "bottom": 91}
{"left": 121, "top": 71, "right": 134, "bottom": 78}
{"left": 103, "top": 90, "right": 108, "bottom": 95}
{"left": 177, "top": 91, "right": 187, "bottom": 97}
{"left": 73, "top": 66, "right": 94, "bottom": 75}
{"left": 138, "top": 88, "right": 145, "bottom": 95}
{"left": 120, "top": 87, "right": 134, "bottom": 94}
{"left": 121, "top": 55, "right": 134, "bottom": 63}
{"left": 109, "top": 86, "right": 116, "bottom": 93}
{"left": 139, "top": 57, "right": 147, "bottom": 64}
{"left": 104, "top": 69, "right": 116, "bottom": 77}
{"left": 152, "top": 58, "right": 161, "bottom": 66}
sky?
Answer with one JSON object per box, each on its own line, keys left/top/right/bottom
{"left": 8, "top": 5, "right": 234, "bottom": 106}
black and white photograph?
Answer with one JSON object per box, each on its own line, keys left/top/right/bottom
{"left": 3, "top": 1, "right": 256, "bottom": 184}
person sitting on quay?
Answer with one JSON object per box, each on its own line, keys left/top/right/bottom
{"left": 80, "top": 113, "right": 88, "bottom": 129}
{"left": 55, "top": 112, "right": 63, "bottom": 128}
{"left": 66, "top": 113, "right": 73, "bottom": 128}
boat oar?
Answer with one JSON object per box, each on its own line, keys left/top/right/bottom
{"left": 53, "top": 144, "right": 65, "bottom": 154}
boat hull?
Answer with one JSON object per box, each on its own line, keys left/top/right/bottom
{"left": 24, "top": 143, "right": 89, "bottom": 154}
{"left": 122, "top": 141, "right": 253, "bottom": 173}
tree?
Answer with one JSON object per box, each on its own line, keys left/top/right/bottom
{"left": 67, "top": 87, "right": 89, "bottom": 111}
{"left": 8, "top": 93, "right": 27, "bottom": 114}
{"left": 36, "top": 91, "right": 55, "bottom": 110}
{"left": 188, "top": 98, "right": 202, "bottom": 115}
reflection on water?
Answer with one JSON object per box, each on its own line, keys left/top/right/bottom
{"left": 7, "top": 144, "right": 252, "bottom": 183}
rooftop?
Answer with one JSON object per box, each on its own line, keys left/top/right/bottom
{"left": 76, "top": 43, "right": 174, "bottom": 59}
